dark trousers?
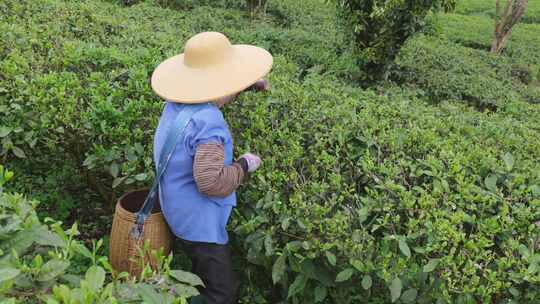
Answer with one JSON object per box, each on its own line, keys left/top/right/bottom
{"left": 179, "top": 239, "right": 239, "bottom": 304}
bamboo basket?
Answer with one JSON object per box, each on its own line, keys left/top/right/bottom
{"left": 109, "top": 189, "right": 172, "bottom": 276}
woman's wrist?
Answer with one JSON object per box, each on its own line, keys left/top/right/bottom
{"left": 246, "top": 79, "right": 269, "bottom": 92}
{"left": 237, "top": 157, "right": 249, "bottom": 173}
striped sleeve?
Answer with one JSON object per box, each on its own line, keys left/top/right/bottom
{"left": 193, "top": 143, "right": 245, "bottom": 197}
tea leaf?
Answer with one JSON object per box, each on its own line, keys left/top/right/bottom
{"left": 518, "top": 244, "right": 530, "bottom": 258}
{"left": 109, "top": 163, "right": 119, "bottom": 178}
{"left": 390, "top": 277, "right": 402, "bottom": 303}
{"left": 335, "top": 268, "right": 353, "bottom": 282}
{"left": 351, "top": 259, "right": 363, "bottom": 272}
{"left": 170, "top": 270, "right": 204, "bottom": 286}
{"left": 4, "top": 170, "right": 14, "bottom": 182}
{"left": 134, "top": 143, "right": 144, "bottom": 154}
{"left": 0, "top": 268, "right": 20, "bottom": 283}
{"left": 272, "top": 254, "right": 287, "bottom": 284}
{"left": 173, "top": 284, "right": 200, "bottom": 298}
{"left": 1, "top": 229, "right": 35, "bottom": 256}
{"left": 401, "top": 288, "right": 418, "bottom": 303}
{"left": 423, "top": 258, "right": 440, "bottom": 273}
{"left": 281, "top": 217, "right": 291, "bottom": 230}
{"left": 85, "top": 266, "right": 105, "bottom": 292}
{"left": 137, "top": 284, "right": 163, "bottom": 304}
{"left": 484, "top": 174, "right": 498, "bottom": 192}
{"left": 399, "top": 237, "right": 411, "bottom": 258}
{"left": 0, "top": 126, "right": 11, "bottom": 138}
{"left": 61, "top": 274, "right": 82, "bottom": 288}
{"left": 264, "top": 234, "right": 273, "bottom": 255}
{"left": 509, "top": 287, "right": 520, "bottom": 297}
{"left": 503, "top": 152, "right": 514, "bottom": 171}
{"left": 361, "top": 274, "right": 372, "bottom": 290}
{"left": 134, "top": 173, "right": 147, "bottom": 181}
{"left": 314, "top": 285, "right": 327, "bottom": 302}
{"left": 325, "top": 251, "right": 336, "bottom": 266}
{"left": 112, "top": 177, "right": 126, "bottom": 188}
{"left": 12, "top": 146, "right": 26, "bottom": 158}
{"left": 37, "top": 259, "right": 70, "bottom": 282}
{"left": 287, "top": 274, "right": 308, "bottom": 298}
{"left": 34, "top": 228, "right": 66, "bottom": 248}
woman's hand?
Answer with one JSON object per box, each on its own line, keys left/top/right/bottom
{"left": 239, "top": 153, "right": 262, "bottom": 172}
{"left": 214, "top": 79, "right": 269, "bottom": 108}
{"left": 248, "top": 79, "right": 269, "bottom": 92}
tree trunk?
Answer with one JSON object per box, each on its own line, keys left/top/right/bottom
{"left": 491, "top": 27, "right": 514, "bottom": 55}
{"left": 498, "top": 28, "right": 514, "bottom": 54}
{"left": 490, "top": 0, "right": 528, "bottom": 55}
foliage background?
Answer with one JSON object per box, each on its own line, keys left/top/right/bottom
{"left": 1, "top": 0, "right": 539, "bottom": 303}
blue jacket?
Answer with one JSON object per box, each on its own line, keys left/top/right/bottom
{"left": 154, "top": 102, "right": 236, "bottom": 244}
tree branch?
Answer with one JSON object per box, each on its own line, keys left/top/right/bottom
{"left": 491, "top": 0, "right": 528, "bottom": 54}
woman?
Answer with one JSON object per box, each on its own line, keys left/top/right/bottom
{"left": 150, "top": 32, "right": 273, "bottom": 304}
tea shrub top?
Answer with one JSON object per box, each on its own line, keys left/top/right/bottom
{"left": 1, "top": 0, "right": 539, "bottom": 302}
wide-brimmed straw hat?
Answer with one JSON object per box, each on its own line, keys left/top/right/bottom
{"left": 151, "top": 32, "right": 273, "bottom": 103}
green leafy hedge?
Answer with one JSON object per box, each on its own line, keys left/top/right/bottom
{"left": 391, "top": 35, "right": 522, "bottom": 109}
{"left": 226, "top": 68, "right": 540, "bottom": 302}
{"left": 455, "top": 0, "right": 540, "bottom": 24}
{"left": 0, "top": 165, "right": 202, "bottom": 303}
{"left": 435, "top": 13, "right": 540, "bottom": 68}
{"left": 1, "top": 0, "right": 540, "bottom": 303}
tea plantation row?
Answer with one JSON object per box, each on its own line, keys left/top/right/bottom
{"left": 1, "top": 0, "right": 539, "bottom": 303}
{"left": 455, "top": 0, "right": 540, "bottom": 24}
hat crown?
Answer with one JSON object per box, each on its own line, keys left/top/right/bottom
{"left": 184, "top": 32, "right": 233, "bottom": 69}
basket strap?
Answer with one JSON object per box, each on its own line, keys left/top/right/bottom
{"left": 130, "top": 102, "right": 212, "bottom": 240}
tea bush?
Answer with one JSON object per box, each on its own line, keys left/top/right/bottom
{"left": 456, "top": 0, "right": 540, "bottom": 24}
{"left": 225, "top": 67, "right": 540, "bottom": 303}
{"left": 0, "top": 166, "right": 201, "bottom": 303}
{"left": 1, "top": 0, "right": 540, "bottom": 303}
{"left": 391, "top": 35, "right": 522, "bottom": 109}
{"left": 521, "top": 85, "right": 540, "bottom": 104}
{"left": 435, "top": 13, "right": 540, "bottom": 68}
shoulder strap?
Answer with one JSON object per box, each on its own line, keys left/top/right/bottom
{"left": 130, "top": 102, "right": 212, "bottom": 240}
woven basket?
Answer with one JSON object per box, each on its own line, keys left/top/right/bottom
{"left": 109, "top": 189, "right": 173, "bottom": 276}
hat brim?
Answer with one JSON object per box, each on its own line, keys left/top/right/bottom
{"left": 151, "top": 45, "right": 273, "bottom": 103}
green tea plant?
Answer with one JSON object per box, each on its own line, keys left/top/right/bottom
{"left": 0, "top": 166, "right": 201, "bottom": 303}
{"left": 0, "top": 165, "right": 13, "bottom": 192}
{"left": 1, "top": 0, "right": 540, "bottom": 302}
{"left": 225, "top": 65, "right": 540, "bottom": 302}
{"left": 435, "top": 13, "right": 540, "bottom": 67}
{"left": 521, "top": 85, "right": 540, "bottom": 104}
{"left": 391, "top": 35, "right": 520, "bottom": 109}
{"left": 456, "top": 0, "right": 540, "bottom": 24}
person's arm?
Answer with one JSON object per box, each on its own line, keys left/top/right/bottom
{"left": 193, "top": 143, "right": 247, "bottom": 197}
{"left": 192, "top": 80, "right": 266, "bottom": 196}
